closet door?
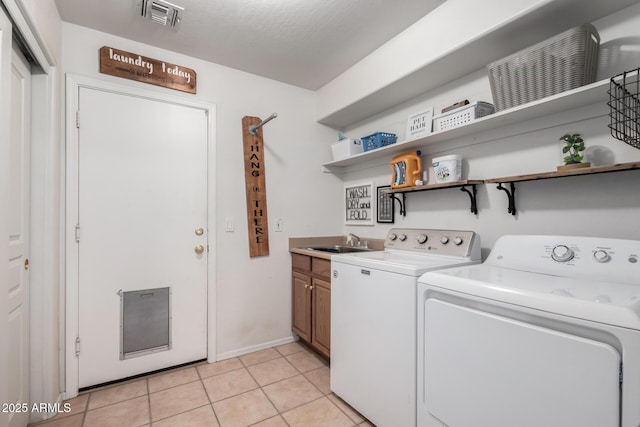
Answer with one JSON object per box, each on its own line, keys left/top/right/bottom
{"left": 1, "top": 9, "right": 32, "bottom": 427}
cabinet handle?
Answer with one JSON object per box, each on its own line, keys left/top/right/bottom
{"left": 305, "top": 284, "right": 309, "bottom": 289}
{"left": 310, "top": 286, "right": 314, "bottom": 290}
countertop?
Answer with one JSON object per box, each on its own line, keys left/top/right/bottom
{"left": 289, "top": 235, "right": 385, "bottom": 260}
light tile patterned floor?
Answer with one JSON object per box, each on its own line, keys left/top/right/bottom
{"left": 30, "top": 342, "right": 375, "bottom": 427}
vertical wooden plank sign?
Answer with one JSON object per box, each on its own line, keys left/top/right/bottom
{"left": 242, "top": 116, "right": 270, "bottom": 257}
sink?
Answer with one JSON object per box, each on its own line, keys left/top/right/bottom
{"left": 306, "top": 245, "right": 371, "bottom": 253}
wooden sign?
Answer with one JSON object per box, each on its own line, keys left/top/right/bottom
{"left": 242, "top": 116, "right": 270, "bottom": 257}
{"left": 99, "top": 46, "right": 197, "bottom": 94}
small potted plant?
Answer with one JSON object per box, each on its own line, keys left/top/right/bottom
{"left": 558, "top": 133, "right": 590, "bottom": 171}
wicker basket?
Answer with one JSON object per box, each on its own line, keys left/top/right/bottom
{"left": 488, "top": 24, "right": 600, "bottom": 111}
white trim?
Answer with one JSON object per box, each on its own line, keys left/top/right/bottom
{"left": 206, "top": 96, "right": 218, "bottom": 364}
{"left": 215, "top": 336, "right": 297, "bottom": 361}
{"left": 1, "top": 1, "right": 60, "bottom": 421}
{"left": 64, "top": 74, "right": 217, "bottom": 397}
{"left": 1, "top": 0, "right": 56, "bottom": 70}
{"left": 0, "top": 8, "right": 14, "bottom": 427}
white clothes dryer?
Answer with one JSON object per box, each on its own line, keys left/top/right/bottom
{"left": 417, "top": 235, "right": 640, "bottom": 427}
{"left": 331, "top": 228, "right": 481, "bottom": 427}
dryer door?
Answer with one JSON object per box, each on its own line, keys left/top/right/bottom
{"left": 423, "top": 299, "right": 620, "bottom": 427}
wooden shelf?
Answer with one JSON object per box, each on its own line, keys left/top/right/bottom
{"left": 322, "top": 78, "right": 610, "bottom": 172}
{"left": 485, "top": 161, "right": 640, "bottom": 215}
{"left": 385, "top": 180, "right": 484, "bottom": 193}
{"left": 485, "top": 162, "right": 640, "bottom": 183}
{"left": 384, "top": 180, "right": 483, "bottom": 215}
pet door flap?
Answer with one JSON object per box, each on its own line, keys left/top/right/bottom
{"left": 120, "top": 287, "right": 171, "bottom": 359}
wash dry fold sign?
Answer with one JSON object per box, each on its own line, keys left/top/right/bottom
{"left": 99, "top": 46, "right": 197, "bottom": 94}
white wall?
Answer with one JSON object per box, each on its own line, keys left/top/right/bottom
{"left": 60, "top": 22, "right": 342, "bottom": 360}
{"left": 336, "top": 3, "right": 640, "bottom": 252}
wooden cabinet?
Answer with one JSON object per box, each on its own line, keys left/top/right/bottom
{"left": 291, "top": 253, "right": 331, "bottom": 358}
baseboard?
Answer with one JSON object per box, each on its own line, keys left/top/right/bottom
{"left": 213, "top": 335, "right": 298, "bottom": 362}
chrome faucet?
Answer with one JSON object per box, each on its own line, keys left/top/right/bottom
{"left": 348, "top": 233, "right": 368, "bottom": 248}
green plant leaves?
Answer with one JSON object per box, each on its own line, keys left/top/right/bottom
{"left": 560, "top": 132, "right": 585, "bottom": 164}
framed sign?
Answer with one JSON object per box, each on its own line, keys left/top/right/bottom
{"left": 376, "top": 186, "right": 395, "bottom": 223}
{"left": 406, "top": 107, "right": 433, "bottom": 140}
{"left": 345, "top": 182, "right": 374, "bottom": 226}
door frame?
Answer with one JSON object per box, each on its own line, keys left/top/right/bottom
{"left": 64, "top": 74, "right": 217, "bottom": 398}
{"left": 1, "top": 1, "right": 60, "bottom": 423}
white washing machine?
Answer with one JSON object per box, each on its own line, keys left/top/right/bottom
{"left": 331, "top": 228, "right": 481, "bottom": 427}
{"left": 417, "top": 235, "right": 640, "bottom": 427}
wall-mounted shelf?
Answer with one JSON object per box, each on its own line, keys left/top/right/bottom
{"left": 384, "top": 180, "right": 483, "bottom": 216}
{"left": 316, "top": 0, "right": 638, "bottom": 130}
{"left": 485, "top": 161, "right": 640, "bottom": 215}
{"left": 322, "top": 78, "right": 610, "bottom": 173}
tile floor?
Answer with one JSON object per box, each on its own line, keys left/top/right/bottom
{"left": 30, "top": 342, "right": 374, "bottom": 427}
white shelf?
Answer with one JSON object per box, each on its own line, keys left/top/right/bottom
{"left": 317, "top": 0, "right": 637, "bottom": 130}
{"left": 322, "top": 78, "right": 610, "bottom": 172}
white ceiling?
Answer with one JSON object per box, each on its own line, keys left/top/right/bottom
{"left": 54, "top": 0, "right": 446, "bottom": 90}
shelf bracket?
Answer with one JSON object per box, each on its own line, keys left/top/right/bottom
{"left": 460, "top": 184, "right": 478, "bottom": 215}
{"left": 391, "top": 193, "right": 406, "bottom": 217}
{"left": 496, "top": 182, "right": 516, "bottom": 215}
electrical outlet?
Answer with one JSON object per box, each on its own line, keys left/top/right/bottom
{"left": 275, "top": 218, "right": 283, "bottom": 232}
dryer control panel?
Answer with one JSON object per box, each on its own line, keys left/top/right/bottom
{"left": 487, "top": 235, "right": 639, "bottom": 285}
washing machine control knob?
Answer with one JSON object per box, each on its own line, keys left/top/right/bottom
{"left": 416, "top": 234, "right": 428, "bottom": 244}
{"left": 453, "top": 236, "right": 464, "bottom": 245}
{"left": 440, "top": 236, "right": 450, "bottom": 244}
{"left": 398, "top": 234, "right": 407, "bottom": 241}
{"left": 551, "top": 245, "right": 574, "bottom": 262}
{"left": 593, "top": 250, "right": 610, "bottom": 263}
{"left": 388, "top": 233, "right": 397, "bottom": 241}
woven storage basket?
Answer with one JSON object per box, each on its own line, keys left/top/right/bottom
{"left": 488, "top": 24, "right": 600, "bottom": 111}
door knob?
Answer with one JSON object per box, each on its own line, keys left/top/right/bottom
{"left": 195, "top": 245, "right": 205, "bottom": 254}
{"left": 195, "top": 227, "right": 204, "bottom": 236}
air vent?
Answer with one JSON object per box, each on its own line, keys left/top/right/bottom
{"left": 141, "top": 0, "right": 184, "bottom": 29}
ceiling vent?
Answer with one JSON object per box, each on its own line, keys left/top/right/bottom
{"left": 141, "top": 0, "right": 184, "bottom": 29}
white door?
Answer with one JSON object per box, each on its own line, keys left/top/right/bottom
{"left": 6, "top": 44, "right": 31, "bottom": 427}
{"left": 75, "top": 86, "right": 209, "bottom": 388}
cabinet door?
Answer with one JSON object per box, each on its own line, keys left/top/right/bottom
{"left": 312, "top": 277, "right": 331, "bottom": 357}
{"left": 292, "top": 271, "right": 312, "bottom": 342}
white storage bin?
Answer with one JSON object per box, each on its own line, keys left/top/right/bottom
{"left": 432, "top": 155, "right": 462, "bottom": 183}
{"left": 331, "top": 138, "right": 363, "bottom": 161}
{"left": 432, "top": 102, "right": 494, "bottom": 132}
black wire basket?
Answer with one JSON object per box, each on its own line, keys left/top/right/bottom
{"left": 608, "top": 67, "right": 640, "bottom": 149}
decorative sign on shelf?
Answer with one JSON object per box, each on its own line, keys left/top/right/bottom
{"left": 242, "top": 116, "right": 270, "bottom": 257}
{"left": 99, "top": 46, "right": 197, "bottom": 94}
{"left": 345, "top": 182, "right": 374, "bottom": 226}
{"left": 406, "top": 107, "right": 434, "bottom": 140}
{"left": 376, "top": 186, "right": 395, "bottom": 223}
